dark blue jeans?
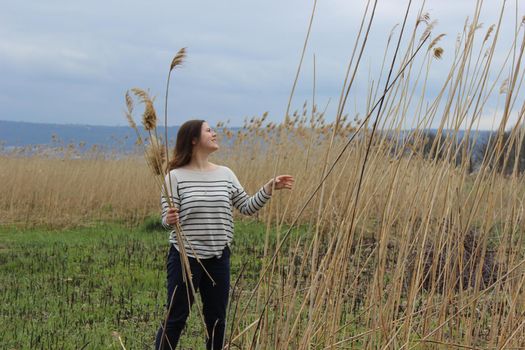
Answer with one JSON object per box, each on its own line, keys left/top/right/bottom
{"left": 155, "top": 245, "right": 230, "bottom": 350}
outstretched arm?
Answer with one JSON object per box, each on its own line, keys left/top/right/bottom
{"left": 231, "top": 173, "right": 295, "bottom": 216}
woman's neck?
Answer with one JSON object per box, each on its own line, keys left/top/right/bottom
{"left": 187, "top": 151, "right": 214, "bottom": 171}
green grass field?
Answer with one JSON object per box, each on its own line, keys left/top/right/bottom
{"left": 0, "top": 219, "right": 281, "bottom": 350}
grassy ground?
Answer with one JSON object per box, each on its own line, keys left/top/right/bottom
{"left": 0, "top": 219, "right": 277, "bottom": 350}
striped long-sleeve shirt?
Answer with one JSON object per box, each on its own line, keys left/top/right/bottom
{"left": 161, "top": 166, "right": 272, "bottom": 258}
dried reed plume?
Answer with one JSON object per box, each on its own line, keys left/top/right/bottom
{"left": 125, "top": 91, "right": 134, "bottom": 116}
{"left": 484, "top": 24, "right": 495, "bottom": 43}
{"left": 125, "top": 91, "right": 135, "bottom": 129}
{"left": 130, "top": 88, "right": 157, "bottom": 131}
{"left": 142, "top": 101, "right": 157, "bottom": 131}
{"left": 125, "top": 90, "right": 142, "bottom": 145}
{"left": 145, "top": 136, "right": 166, "bottom": 176}
{"left": 170, "top": 47, "right": 187, "bottom": 71}
{"left": 433, "top": 46, "right": 444, "bottom": 59}
{"left": 130, "top": 87, "right": 152, "bottom": 103}
{"left": 420, "top": 20, "right": 438, "bottom": 42}
{"left": 417, "top": 12, "right": 430, "bottom": 26}
{"left": 429, "top": 33, "right": 446, "bottom": 50}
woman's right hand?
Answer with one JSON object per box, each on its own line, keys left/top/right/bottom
{"left": 166, "top": 208, "right": 179, "bottom": 226}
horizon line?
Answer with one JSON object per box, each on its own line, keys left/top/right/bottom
{"left": 0, "top": 119, "right": 504, "bottom": 132}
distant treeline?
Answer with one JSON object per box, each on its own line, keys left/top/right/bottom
{"left": 3, "top": 120, "right": 524, "bottom": 174}
{"left": 399, "top": 129, "right": 525, "bottom": 175}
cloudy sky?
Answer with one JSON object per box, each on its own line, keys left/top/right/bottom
{"left": 1, "top": 0, "right": 524, "bottom": 128}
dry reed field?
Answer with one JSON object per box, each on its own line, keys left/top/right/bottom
{"left": 2, "top": 0, "right": 525, "bottom": 349}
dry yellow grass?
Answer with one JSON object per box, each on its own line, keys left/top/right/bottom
{"left": 0, "top": 155, "right": 156, "bottom": 227}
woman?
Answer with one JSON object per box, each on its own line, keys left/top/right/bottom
{"left": 156, "top": 119, "right": 294, "bottom": 350}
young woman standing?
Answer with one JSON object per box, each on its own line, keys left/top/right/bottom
{"left": 156, "top": 120, "right": 294, "bottom": 350}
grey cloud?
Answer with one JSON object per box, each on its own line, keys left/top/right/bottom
{"left": 0, "top": 0, "right": 523, "bottom": 127}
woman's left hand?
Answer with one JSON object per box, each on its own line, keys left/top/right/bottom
{"left": 264, "top": 175, "right": 295, "bottom": 195}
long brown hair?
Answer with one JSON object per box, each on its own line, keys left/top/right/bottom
{"left": 168, "top": 119, "right": 205, "bottom": 170}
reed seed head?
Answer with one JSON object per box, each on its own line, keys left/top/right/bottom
{"left": 484, "top": 24, "right": 495, "bottom": 43}
{"left": 170, "top": 47, "right": 187, "bottom": 71}
{"left": 125, "top": 112, "right": 137, "bottom": 130}
{"left": 433, "top": 47, "right": 444, "bottom": 59}
{"left": 145, "top": 136, "right": 166, "bottom": 175}
{"left": 417, "top": 12, "right": 430, "bottom": 26}
{"left": 131, "top": 88, "right": 157, "bottom": 131}
{"left": 421, "top": 20, "right": 438, "bottom": 42}
{"left": 131, "top": 88, "right": 151, "bottom": 104}
{"left": 429, "top": 34, "right": 446, "bottom": 50}
{"left": 125, "top": 91, "right": 133, "bottom": 114}
{"left": 124, "top": 91, "right": 137, "bottom": 130}
{"left": 142, "top": 101, "right": 157, "bottom": 131}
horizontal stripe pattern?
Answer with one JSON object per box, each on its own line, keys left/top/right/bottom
{"left": 160, "top": 166, "right": 271, "bottom": 258}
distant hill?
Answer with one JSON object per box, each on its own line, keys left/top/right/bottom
{"left": 0, "top": 119, "right": 495, "bottom": 157}
{"left": 0, "top": 120, "right": 180, "bottom": 152}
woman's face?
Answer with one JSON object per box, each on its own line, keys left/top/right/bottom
{"left": 194, "top": 122, "right": 219, "bottom": 153}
